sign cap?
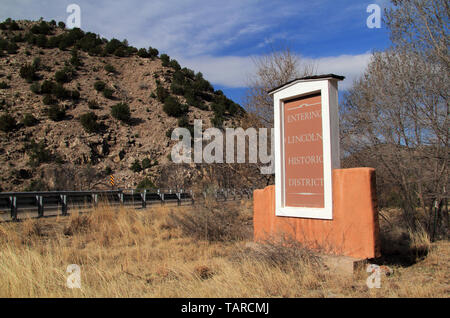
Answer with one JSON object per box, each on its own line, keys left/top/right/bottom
{"left": 268, "top": 74, "right": 345, "bottom": 96}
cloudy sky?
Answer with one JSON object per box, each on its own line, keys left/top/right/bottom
{"left": 1, "top": 0, "right": 391, "bottom": 104}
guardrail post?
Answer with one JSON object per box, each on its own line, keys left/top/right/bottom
{"left": 159, "top": 189, "right": 164, "bottom": 205}
{"left": 176, "top": 192, "right": 181, "bottom": 206}
{"left": 141, "top": 190, "right": 147, "bottom": 209}
{"left": 36, "top": 195, "right": 44, "bottom": 218}
{"left": 60, "top": 195, "right": 68, "bottom": 216}
{"left": 118, "top": 190, "right": 124, "bottom": 206}
{"left": 92, "top": 194, "right": 98, "bottom": 207}
{"left": 9, "top": 196, "right": 17, "bottom": 221}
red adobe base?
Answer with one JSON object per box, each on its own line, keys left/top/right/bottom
{"left": 253, "top": 168, "right": 381, "bottom": 259}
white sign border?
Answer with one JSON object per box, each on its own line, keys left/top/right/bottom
{"left": 273, "top": 78, "right": 340, "bottom": 220}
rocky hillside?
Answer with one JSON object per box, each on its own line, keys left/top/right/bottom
{"left": 0, "top": 18, "right": 265, "bottom": 192}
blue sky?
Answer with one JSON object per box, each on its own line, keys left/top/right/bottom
{"left": 1, "top": 0, "right": 392, "bottom": 104}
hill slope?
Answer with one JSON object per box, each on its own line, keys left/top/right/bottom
{"left": 0, "top": 18, "right": 264, "bottom": 192}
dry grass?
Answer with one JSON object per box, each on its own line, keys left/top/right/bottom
{"left": 0, "top": 202, "right": 448, "bottom": 298}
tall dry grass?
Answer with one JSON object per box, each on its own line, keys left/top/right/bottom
{"left": 0, "top": 202, "right": 447, "bottom": 298}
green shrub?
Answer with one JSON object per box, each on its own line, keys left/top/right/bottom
{"left": 42, "top": 94, "right": 56, "bottom": 105}
{"left": 156, "top": 85, "right": 169, "bottom": 103}
{"left": 79, "top": 112, "right": 99, "bottom": 133}
{"left": 58, "top": 21, "right": 65, "bottom": 29}
{"left": 94, "top": 80, "right": 106, "bottom": 91}
{"left": 7, "top": 42, "right": 18, "bottom": 54}
{"left": 0, "top": 81, "right": 9, "bottom": 89}
{"left": 9, "top": 21, "right": 20, "bottom": 31}
{"left": 169, "top": 59, "right": 181, "bottom": 70}
{"left": 170, "top": 83, "right": 184, "bottom": 96}
{"left": 46, "top": 104, "right": 66, "bottom": 121}
{"left": 104, "top": 64, "right": 116, "bottom": 73}
{"left": 12, "top": 34, "right": 24, "bottom": 43}
{"left": 54, "top": 69, "right": 70, "bottom": 83}
{"left": 88, "top": 100, "right": 100, "bottom": 109}
{"left": 27, "top": 140, "right": 52, "bottom": 167}
{"left": 31, "top": 57, "right": 41, "bottom": 70}
{"left": 160, "top": 54, "right": 170, "bottom": 67}
{"left": 104, "top": 166, "right": 112, "bottom": 175}
{"left": 0, "top": 114, "right": 16, "bottom": 132}
{"left": 136, "top": 177, "right": 156, "bottom": 190}
{"left": 177, "top": 115, "right": 190, "bottom": 127}
{"left": 148, "top": 47, "right": 159, "bottom": 58}
{"left": 130, "top": 159, "right": 142, "bottom": 172}
{"left": 104, "top": 38, "right": 124, "bottom": 54}
{"left": 71, "top": 89, "right": 80, "bottom": 100}
{"left": 52, "top": 84, "right": 71, "bottom": 99}
{"left": 102, "top": 87, "right": 114, "bottom": 99}
{"left": 20, "top": 64, "right": 38, "bottom": 82}
{"left": 22, "top": 113, "right": 38, "bottom": 127}
{"left": 137, "top": 48, "right": 149, "bottom": 58}
{"left": 70, "top": 49, "right": 82, "bottom": 67}
{"left": 40, "top": 80, "right": 55, "bottom": 94}
{"left": 141, "top": 158, "right": 153, "bottom": 170}
{"left": 31, "top": 21, "right": 51, "bottom": 35}
{"left": 211, "top": 114, "right": 224, "bottom": 128}
{"left": 36, "top": 34, "right": 48, "bottom": 48}
{"left": 111, "top": 102, "right": 130, "bottom": 123}
{"left": 30, "top": 82, "right": 40, "bottom": 94}
{"left": 163, "top": 96, "right": 188, "bottom": 117}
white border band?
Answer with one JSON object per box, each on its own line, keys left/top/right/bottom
{"left": 273, "top": 78, "right": 340, "bottom": 220}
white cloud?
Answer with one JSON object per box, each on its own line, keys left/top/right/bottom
{"left": 312, "top": 53, "right": 372, "bottom": 90}
{"left": 179, "top": 53, "right": 372, "bottom": 90}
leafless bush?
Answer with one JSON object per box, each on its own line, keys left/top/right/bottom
{"left": 341, "top": 0, "right": 449, "bottom": 238}
{"left": 233, "top": 235, "right": 323, "bottom": 272}
{"left": 166, "top": 204, "right": 250, "bottom": 242}
{"left": 245, "top": 45, "right": 316, "bottom": 128}
{"left": 63, "top": 214, "right": 91, "bottom": 236}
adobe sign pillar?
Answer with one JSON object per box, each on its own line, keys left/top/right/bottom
{"left": 253, "top": 74, "right": 381, "bottom": 260}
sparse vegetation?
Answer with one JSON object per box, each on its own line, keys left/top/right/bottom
{"left": 163, "top": 96, "right": 188, "bottom": 117}
{"left": 54, "top": 67, "right": 72, "bottom": 83}
{"left": 0, "top": 114, "right": 16, "bottom": 132}
{"left": 111, "top": 102, "right": 130, "bottom": 123}
{"left": 22, "top": 113, "right": 38, "bottom": 127}
{"left": 94, "top": 80, "right": 106, "bottom": 92}
{"left": 45, "top": 104, "right": 66, "bottom": 121}
{"left": 104, "top": 64, "right": 116, "bottom": 73}
{"left": 136, "top": 177, "right": 156, "bottom": 189}
{"left": 102, "top": 87, "right": 114, "bottom": 99}
{"left": 79, "top": 112, "right": 99, "bottom": 133}
{"left": 130, "top": 159, "right": 142, "bottom": 172}
{"left": 88, "top": 99, "right": 100, "bottom": 109}
{"left": 19, "top": 64, "right": 38, "bottom": 82}
{"left": 26, "top": 139, "right": 53, "bottom": 167}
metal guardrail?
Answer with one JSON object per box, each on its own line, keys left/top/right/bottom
{"left": 0, "top": 188, "right": 254, "bottom": 221}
